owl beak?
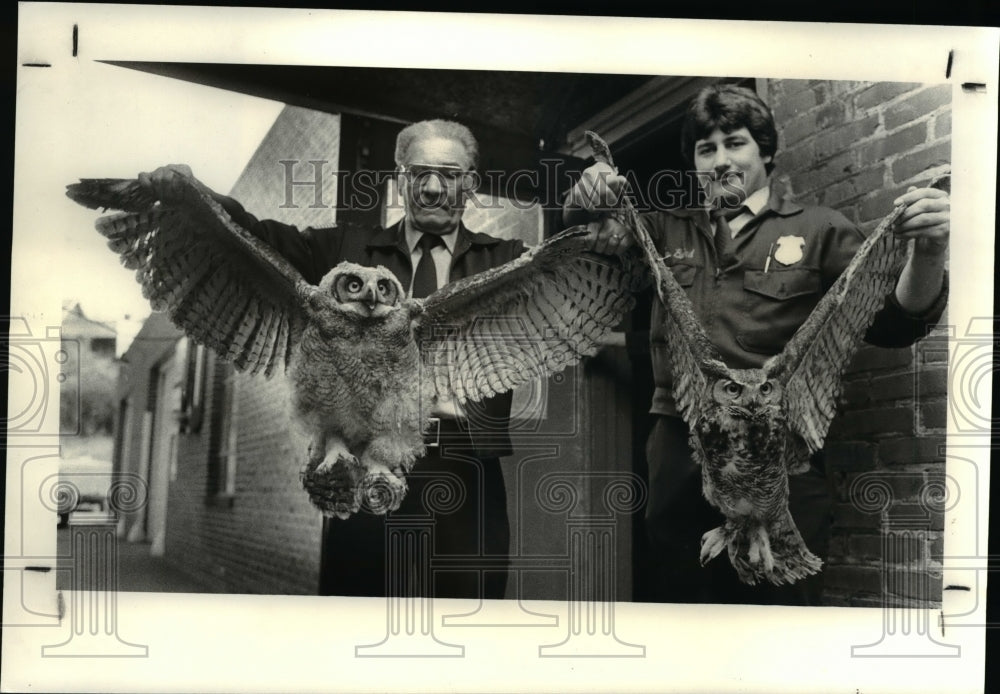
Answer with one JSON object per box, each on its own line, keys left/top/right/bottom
{"left": 362, "top": 284, "right": 378, "bottom": 311}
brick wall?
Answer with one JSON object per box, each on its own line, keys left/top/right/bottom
{"left": 760, "top": 79, "right": 951, "bottom": 606}
{"left": 160, "top": 106, "right": 339, "bottom": 594}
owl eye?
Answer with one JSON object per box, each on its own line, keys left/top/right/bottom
{"left": 377, "top": 280, "right": 390, "bottom": 295}
{"left": 724, "top": 382, "right": 742, "bottom": 397}
{"left": 760, "top": 382, "right": 773, "bottom": 396}
{"left": 346, "top": 277, "right": 363, "bottom": 293}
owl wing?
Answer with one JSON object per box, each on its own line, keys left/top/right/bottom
{"left": 585, "top": 130, "right": 724, "bottom": 425}
{"left": 763, "top": 177, "right": 948, "bottom": 454}
{"left": 412, "top": 227, "right": 648, "bottom": 404}
{"left": 66, "top": 175, "right": 312, "bottom": 376}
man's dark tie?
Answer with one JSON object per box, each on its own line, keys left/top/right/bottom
{"left": 411, "top": 233, "right": 444, "bottom": 299}
{"left": 711, "top": 206, "right": 746, "bottom": 263}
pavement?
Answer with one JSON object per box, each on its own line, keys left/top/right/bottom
{"left": 55, "top": 521, "right": 219, "bottom": 593}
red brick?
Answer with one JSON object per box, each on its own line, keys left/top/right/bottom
{"left": 782, "top": 110, "right": 819, "bottom": 147}
{"left": 824, "top": 564, "right": 883, "bottom": 595}
{"left": 815, "top": 101, "right": 848, "bottom": 129}
{"left": 845, "top": 345, "right": 914, "bottom": 374}
{"left": 878, "top": 435, "right": 946, "bottom": 465}
{"left": 857, "top": 183, "right": 914, "bottom": 223}
{"left": 825, "top": 441, "right": 878, "bottom": 471}
{"left": 828, "top": 534, "right": 848, "bottom": 558}
{"left": 886, "top": 503, "right": 944, "bottom": 530}
{"left": 838, "top": 378, "right": 873, "bottom": 408}
{"left": 934, "top": 110, "right": 952, "bottom": 140}
{"left": 930, "top": 534, "right": 944, "bottom": 561}
{"left": 919, "top": 344, "right": 950, "bottom": 363}
{"left": 860, "top": 122, "right": 928, "bottom": 167}
{"left": 854, "top": 81, "right": 922, "bottom": 112}
{"left": 886, "top": 472, "right": 929, "bottom": 502}
{"left": 779, "top": 79, "right": 814, "bottom": 95}
{"left": 815, "top": 115, "right": 880, "bottom": 162}
{"left": 916, "top": 368, "right": 948, "bottom": 398}
{"left": 819, "top": 166, "right": 886, "bottom": 208}
{"left": 848, "top": 533, "right": 888, "bottom": 560}
{"left": 827, "top": 81, "right": 869, "bottom": 98}
{"left": 888, "top": 569, "right": 942, "bottom": 602}
{"left": 850, "top": 531, "right": 931, "bottom": 565}
{"left": 867, "top": 371, "right": 917, "bottom": 402}
{"left": 773, "top": 86, "right": 820, "bottom": 122}
{"left": 773, "top": 140, "right": 816, "bottom": 176}
{"left": 918, "top": 400, "right": 948, "bottom": 430}
{"left": 795, "top": 151, "right": 856, "bottom": 195}
{"left": 829, "top": 406, "right": 915, "bottom": 438}
{"left": 884, "top": 85, "right": 953, "bottom": 131}
{"left": 891, "top": 141, "right": 952, "bottom": 184}
{"left": 833, "top": 502, "right": 886, "bottom": 529}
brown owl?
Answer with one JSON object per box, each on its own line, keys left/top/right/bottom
{"left": 586, "top": 131, "right": 943, "bottom": 585}
{"left": 66, "top": 173, "right": 644, "bottom": 519}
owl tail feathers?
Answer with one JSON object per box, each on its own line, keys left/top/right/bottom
{"left": 759, "top": 514, "right": 823, "bottom": 586}
{"left": 703, "top": 514, "right": 822, "bottom": 586}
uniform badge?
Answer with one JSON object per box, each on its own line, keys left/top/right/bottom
{"left": 773, "top": 236, "right": 805, "bottom": 266}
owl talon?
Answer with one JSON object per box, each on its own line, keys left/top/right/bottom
{"left": 301, "top": 441, "right": 366, "bottom": 519}
{"left": 361, "top": 468, "right": 407, "bottom": 514}
{"left": 700, "top": 526, "right": 728, "bottom": 566}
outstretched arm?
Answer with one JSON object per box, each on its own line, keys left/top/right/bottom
{"left": 137, "top": 164, "right": 341, "bottom": 284}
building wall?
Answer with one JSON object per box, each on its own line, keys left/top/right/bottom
{"left": 158, "top": 105, "right": 340, "bottom": 594}
{"left": 114, "top": 312, "right": 183, "bottom": 539}
{"left": 759, "top": 79, "right": 951, "bottom": 606}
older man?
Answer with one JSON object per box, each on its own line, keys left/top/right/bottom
{"left": 142, "top": 119, "right": 579, "bottom": 599}
{"left": 565, "top": 84, "right": 949, "bottom": 605}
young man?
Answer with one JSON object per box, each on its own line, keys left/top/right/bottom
{"left": 564, "top": 84, "right": 949, "bottom": 605}
{"left": 142, "top": 119, "right": 624, "bottom": 599}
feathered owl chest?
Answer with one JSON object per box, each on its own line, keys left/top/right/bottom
{"left": 66, "top": 170, "right": 645, "bottom": 519}
{"left": 582, "top": 130, "right": 945, "bottom": 585}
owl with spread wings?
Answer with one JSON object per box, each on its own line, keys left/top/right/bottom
{"left": 67, "top": 173, "right": 643, "bottom": 519}
{"left": 587, "top": 131, "right": 946, "bottom": 586}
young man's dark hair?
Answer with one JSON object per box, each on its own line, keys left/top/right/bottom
{"left": 680, "top": 83, "right": 779, "bottom": 175}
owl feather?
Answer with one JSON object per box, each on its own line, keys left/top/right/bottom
{"left": 586, "top": 130, "right": 946, "bottom": 586}
{"left": 67, "top": 171, "right": 643, "bottom": 519}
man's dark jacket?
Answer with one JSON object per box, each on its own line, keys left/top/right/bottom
{"left": 216, "top": 195, "right": 526, "bottom": 457}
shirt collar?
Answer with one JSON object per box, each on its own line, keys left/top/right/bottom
{"left": 662, "top": 176, "right": 804, "bottom": 222}
{"left": 742, "top": 184, "right": 772, "bottom": 217}
{"left": 404, "top": 220, "right": 458, "bottom": 255}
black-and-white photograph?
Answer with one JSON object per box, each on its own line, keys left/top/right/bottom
{"left": 5, "top": 6, "right": 996, "bottom": 693}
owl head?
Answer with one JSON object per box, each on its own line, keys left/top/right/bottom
{"left": 710, "top": 369, "right": 782, "bottom": 419}
{"left": 319, "top": 262, "right": 403, "bottom": 319}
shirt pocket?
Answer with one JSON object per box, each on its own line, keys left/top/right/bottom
{"left": 737, "top": 269, "right": 822, "bottom": 354}
{"left": 666, "top": 262, "right": 697, "bottom": 288}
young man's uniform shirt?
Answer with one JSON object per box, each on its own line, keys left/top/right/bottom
{"left": 642, "top": 183, "right": 948, "bottom": 417}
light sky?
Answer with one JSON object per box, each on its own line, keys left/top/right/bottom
{"left": 13, "top": 57, "right": 283, "bottom": 353}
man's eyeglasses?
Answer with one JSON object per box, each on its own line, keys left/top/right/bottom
{"left": 400, "top": 164, "right": 477, "bottom": 192}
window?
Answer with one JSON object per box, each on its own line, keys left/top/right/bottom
{"left": 181, "top": 341, "right": 208, "bottom": 433}
{"left": 210, "top": 362, "right": 239, "bottom": 499}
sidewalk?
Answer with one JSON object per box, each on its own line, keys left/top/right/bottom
{"left": 56, "top": 524, "right": 220, "bottom": 593}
